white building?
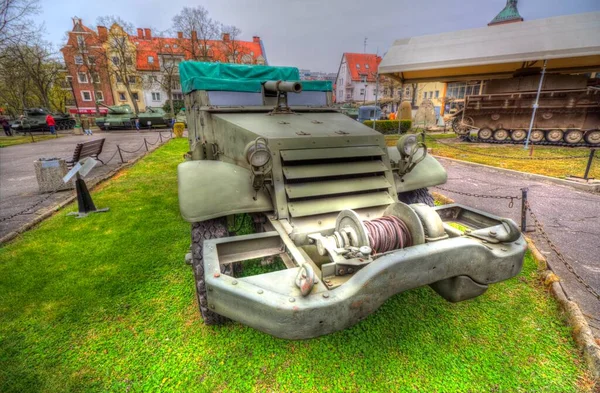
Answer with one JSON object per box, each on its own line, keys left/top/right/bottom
{"left": 335, "top": 53, "right": 381, "bottom": 104}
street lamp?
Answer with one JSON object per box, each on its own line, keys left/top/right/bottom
{"left": 363, "top": 83, "right": 368, "bottom": 105}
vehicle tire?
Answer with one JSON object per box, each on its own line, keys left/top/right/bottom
{"left": 584, "top": 130, "right": 600, "bottom": 145}
{"left": 510, "top": 129, "right": 526, "bottom": 141}
{"left": 545, "top": 129, "right": 564, "bottom": 143}
{"left": 530, "top": 130, "right": 544, "bottom": 143}
{"left": 478, "top": 128, "right": 493, "bottom": 140}
{"left": 564, "top": 130, "right": 584, "bottom": 144}
{"left": 191, "top": 218, "right": 230, "bottom": 325}
{"left": 398, "top": 188, "right": 435, "bottom": 207}
{"left": 493, "top": 128, "right": 508, "bottom": 141}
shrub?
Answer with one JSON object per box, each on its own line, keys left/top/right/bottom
{"left": 362, "top": 120, "right": 412, "bottom": 134}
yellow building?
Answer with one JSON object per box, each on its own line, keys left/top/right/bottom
{"left": 415, "top": 82, "right": 445, "bottom": 109}
{"left": 104, "top": 24, "right": 146, "bottom": 113}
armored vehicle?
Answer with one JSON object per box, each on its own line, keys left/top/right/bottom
{"left": 138, "top": 106, "right": 170, "bottom": 128}
{"left": 450, "top": 72, "right": 600, "bottom": 145}
{"left": 95, "top": 103, "right": 136, "bottom": 130}
{"left": 178, "top": 62, "right": 527, "bottom": 339}
{"left": 357, "top": 105, "right": 382, "bottom": 123}
{"left": 11, "top": 108, "right": 75, "bottom": 133}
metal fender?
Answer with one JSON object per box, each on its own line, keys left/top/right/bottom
{"left": 387, "top": 147, "right": 448, "bottom": 193}
{"left": 178, "top": 160, "right": 273, "bottom": 222}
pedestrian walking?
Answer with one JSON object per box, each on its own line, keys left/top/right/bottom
{"left": 82, "top": 117, "right": 93, "bottom": 135}
{"left": 135, "top": 118, "right": 140, "bottom": 132}
{"left": 45, "top": 113, "right": 56, "bottom": 135}
{"left": 1, "top": 117, "right": 12, "bottom": 136}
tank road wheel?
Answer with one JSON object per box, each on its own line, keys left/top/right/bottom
{"left": 529, "top": 130, "right": 544, "bottom": 143}
{"left": 584, "top": 130, "right": 600, "bottom": 145}
{"left": 510, "top": 129, "right": 526, "bottom": 142}
{"left": 398, "top": 188, "right": 435, "bottom": 207}
{"left": 493, "top": 128, "right": 508, "bottom": 141}
{"left": 69, "top": 120, "right": 76, "bottom": 129}
{"left": 564, "top": 130, "right": 584, "bottom": 144}
{"left": 477, "top": 128, "right": 493, "bottom": 140}
{"left": 191, "top": 218, "right": 230, "bottom": 325}
{"left": 451, "top": 117, "right": 460, "bottom": 134}
{"left": 545, "top": 129, "right": 564, "bottom": 143}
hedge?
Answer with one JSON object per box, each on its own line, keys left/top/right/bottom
{"left": 362, "top": 120, "right": 412, "bottom": 134}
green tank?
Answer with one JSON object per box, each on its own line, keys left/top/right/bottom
{"left": 11, "top": 108, "right": 75, "bottom": 133}
{"left": 138, "top": 106, "right": 170, "bottom": 128}
{"left": 178, "top": 63, "right": 526, "bottom": 339}
{"left": 95, "top": 103, "right": 135, "bottom": 130}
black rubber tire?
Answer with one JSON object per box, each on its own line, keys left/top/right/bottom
{"left": 398, "top": 187, "right": 435, "bottom": 207}
{"left": 191, "top": 218, "right": 230, "bottom": 325}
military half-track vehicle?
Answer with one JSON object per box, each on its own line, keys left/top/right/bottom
{"left": 450, "top": 72, "right": 600, "bottom": 146}
{"left": 11, "top": 108, "right": 75, "bottom": 133}
{"left": 138, "top": 106, "right": 170, "bottom": 128}
{"left": 95, "top": 103, "right": 136, "bottom": 130}
{"left": 178, "top": 62, "right": 527, "bottom": 339}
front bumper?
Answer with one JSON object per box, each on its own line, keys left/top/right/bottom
{"left": 202, "top": 205, "right": 527, "bottom": 340}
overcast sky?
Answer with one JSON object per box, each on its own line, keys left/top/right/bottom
{"left": 35, "top": 0, "right": 599, "bottom": 72}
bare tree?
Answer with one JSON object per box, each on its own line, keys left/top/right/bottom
{"left": 96, "top": 15, "right": 135, "bottom": 35}
{"left": 219, "top": 25, "right": 248, "bottom": 64}
{"left": 0, "top": 0, "right": 40, "bottom": 50}
{"left": 171, "top": 6, "right": 220, "bottom": 61}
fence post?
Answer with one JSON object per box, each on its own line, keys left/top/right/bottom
{"left": 144, "top": 138, "right": 148, "bottom": 152}
{"left": 29, "top": 132, "right": 35, "bottom": 143}
{"left": 117, "top": 145, "right": 124, "bottom": 163}
{"left": 583, "top": 149, "right": 596, "bottom": 181}
{"left": 520, "top": 187, "right": 528, "bottom": 232}
{"left": 159, "top": 132, "right": 163, "bottom": 144}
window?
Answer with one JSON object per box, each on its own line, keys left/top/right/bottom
{"left": 356, "top": 64, "right": 360, "bottom": 69}
{"left": 361, "top": 75, "right": 367, "bottom": 83}
{"left": 173, "top": 44, "right": 178, "bottom": 48}
{"left": 112, "top": 36, "right": 125, "bottom": 48}
{"left": 151, "top": 92, "right": 161, "bottom": 101}
{"left": 74, "top": 55, "right": 83, "bottom": 65}
{"left": 172, "top": 93, "right": 183, "bottom": 101}
{"left": 165, "top": 44, "right": 170, "bottom": 48}
{"left": 65, "top": 75, "right": 73, "bottom": 83}
{"left": 91, "top": 73, "right": 100, "bottom": 83}
{"left": 81, "top": 91, "right": 92, "bottom": 101}
{"left": 128, "top": 76, "right": 136, "bottom": 84}
{"left": 126, "top": 57, "right": 133, "bottom": 66}
{"left": 95, "top": 91, "right": 104, "bottom": 101}
{"left": 87, "top": 56, "right": 96, "bottom": 65}
{"left": 116, "top": 75, "right": 123, "bottom": 83}
{"left": 365, "top": 64, "right": 369, "bottom": 69}
{"left": 77, "top": 72, "right": 88, "bottom": 83}
{"left": 434, "top": 90, "right": 439, "bottom": 98}
{"left": 148, "top": 56, "right": 154, "bottom": 64}
{"left": 132, "top": 92, "right": 139, "bottom": 101}
{"left": 360, "top": 88, "right": 365, "bottom": 95}
{"left": 77, "top": 36, "right": 85, "bottom": 47}
{"left": 118, "top": 92, "right": 126, "bottom": 101}
{"left": 112, "top": 56, "right": 120, "bottom": 66}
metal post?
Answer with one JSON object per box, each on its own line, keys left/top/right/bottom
{"left": 144, "top": 138, "right": 148, "bottom": 152}
{"left": 520, "top": 187, "right": 528, "bottom": 232}
{"left": 117, "top": 145, "right": 124, "bottom": 163}
{"left": 159, "top": 132, "right": 163, "bottom": 144}
{"left": 583, "top": 149, "right": 596, "bottom": 180}
{"left": 373, "top": 72, "right": 379, "bottom": 130}
{"left": 524, "top": 60, "right": 547, "bottom": 149}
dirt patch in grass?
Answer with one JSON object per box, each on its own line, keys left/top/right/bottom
{"left": 0, "top": 138, "right": 593, "bottom": 392}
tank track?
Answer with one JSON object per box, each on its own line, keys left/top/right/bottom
{"left": 460, "top": 135, "right": 598, "bottom": 148}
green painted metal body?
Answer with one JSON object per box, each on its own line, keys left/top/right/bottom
{"left": 11, "top": 108, "right": 75, "bottom": 133}
{"left": 177, "top": 63, "right": 525, "bottom": 339}
{"left": 138, "top": 107, "right": 170, "bottom": 128}
{"left": 95, "top": 104, "right": 136, "bottom": 130}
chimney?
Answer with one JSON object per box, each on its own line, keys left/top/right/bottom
{"left": 97, "top": 26, "right": 108, "bottom": 42}
{"left": 222, "top": 33, "right": 230, "bottom": 42}
{"left": 144, "top": 28, "right": 151, "bottom": 39}
{"left": 191, "top": 30, "right": 197, "bottom": 42}
{"left": 177, "top": 31, "right": 183, "bottom": 39}
{"left": 252, "top": 36, "right": 260, "bottom": 43}
{"left": 137, "top": 28, "right": 144, "bottom": 38}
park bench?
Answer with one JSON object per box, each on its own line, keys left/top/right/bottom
{"left": 66, "top": 138, "right": 106, "bottom": 169}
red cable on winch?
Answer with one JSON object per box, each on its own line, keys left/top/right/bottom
{"left": 363, "top": 216, "right": 413, "bottom": 254}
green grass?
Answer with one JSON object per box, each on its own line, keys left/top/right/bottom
{"left": 0, "top": 134, "right": 64, "bottom": 147}
{"left": 385, "top": 133, "right": 599, "bottom": 179}
{"left": 0, "top": 139, "right": 593, "bottom": 392}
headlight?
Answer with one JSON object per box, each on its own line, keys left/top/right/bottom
{"left": 397, "top": 134, "right": 417, "bottom": 157}
{"left": 245, "top": 138, "right": 271, "bottom": 168}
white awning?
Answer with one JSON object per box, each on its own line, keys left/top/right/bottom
{"left": 379, "top": 12, "right": 600, "bottom": 83}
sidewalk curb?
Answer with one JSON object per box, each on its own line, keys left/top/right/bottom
{"left": 0, "top": 140, "right": 169, "bottom": 245}
{"left": 525, "top": 237, "right": 600, "bottom": 380}
{"left": 433, "top": 155, "right": 600, "bottom": 193}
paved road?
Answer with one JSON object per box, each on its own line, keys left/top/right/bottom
{"left": 434, "top": 157, "right": 600, "bottom": 335}
{"left": 0, "top": 130, "right": 172, "bottom": 238}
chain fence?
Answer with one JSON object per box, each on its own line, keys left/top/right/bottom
{"left": 426, "top": 134, "right": 597, "bottom": 161}
{"left": 434, "top": 184, "right": 600, "bottom": 302}
{"left": 0, "top": 131, "right": 174, "bottom": 224}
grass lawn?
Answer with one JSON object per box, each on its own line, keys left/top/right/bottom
{"left": 0, "top": 138, "right": 594, "bottom": 392}
{"left": 385, "top": 133, "right": 599, "bottom": 179}
{"left": 0, "top": 134, "right": 64, "bottom": 147}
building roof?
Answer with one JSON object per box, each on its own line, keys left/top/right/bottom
{"left": 379, "top": 11, "right": 600, "bottom": 83}
{"left": 343, "top": 53, "right": 381, "bottom": 82}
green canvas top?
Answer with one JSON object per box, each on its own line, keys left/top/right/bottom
{"left": 179, "top": 62, "right": 332, "bottom": 94}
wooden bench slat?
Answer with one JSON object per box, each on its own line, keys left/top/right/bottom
{"left": 67, "top": 138, "right": 106, "bottom": 168}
